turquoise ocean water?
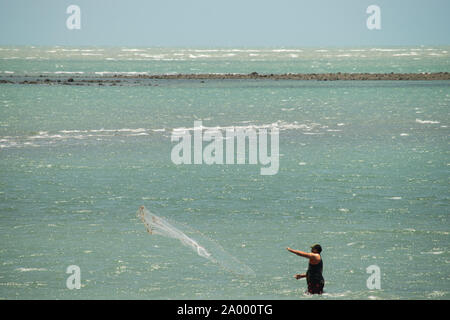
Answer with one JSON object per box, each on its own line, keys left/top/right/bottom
{"left": 0, "top": 47, "right": 449, "bottom": 299}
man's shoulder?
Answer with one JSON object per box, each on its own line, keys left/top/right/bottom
{"left": 313, "top": 253, "right": 322, "bottom": 262}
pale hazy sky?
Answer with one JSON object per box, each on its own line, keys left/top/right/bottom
{"left": 0, "top": 0, "right": 449, "bottom": 47}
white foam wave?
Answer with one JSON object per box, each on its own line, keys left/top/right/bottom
{"left": 53, "top": 71, "right": 85, "bottom": 74}
{"left": 421, "top": 251, "right": 444, "bottom": 255}
{"left": 0, "top": 121, "right": 338, "bottom": 149}
{"left": 15, "top": 268, "right": 47, "bottom": 272}
{"left": 121, "top": 49, "right": 145, "bottom": 52}
{"left": 416, "top": 119, "right": 440, "bottom": 124}
{"left": 370, "top": 48, "right": 407, "bottom": 52}
{"left": 172, "top": 121, "right": 321, "bottom": 133}
{"left": 392, "top": 52, "right": 419, "bottom": 56}
{"left": 271, "top": 49, "right": 303, "bottom": 53}
{"left": 94, "top": 71, "right": 149, "bottom": 76}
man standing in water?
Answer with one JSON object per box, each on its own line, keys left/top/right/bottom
{"left": 287, "top": 244, "right": 324, "bottom": 294}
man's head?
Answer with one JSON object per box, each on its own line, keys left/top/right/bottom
{"left": 311, "top": 244, "right": 322, "bottom": 254}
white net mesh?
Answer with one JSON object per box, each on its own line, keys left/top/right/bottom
{"left": 137, "top": 206, "right": 255, "bottom": 276}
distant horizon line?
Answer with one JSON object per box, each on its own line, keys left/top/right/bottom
{"left": 1, "top": 44, "right": 450, "bottom": 49}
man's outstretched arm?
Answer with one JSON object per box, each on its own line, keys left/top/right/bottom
{"left": 286, "top": 247, "right": 320, "bottom": 261}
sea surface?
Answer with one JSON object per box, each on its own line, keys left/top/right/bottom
{"left": 0, "top": 46, "right": 449, "bottom": 299}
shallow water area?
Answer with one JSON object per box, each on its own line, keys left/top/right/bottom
{"left": 0, "top": 47, "right": 449, "bottom": 299}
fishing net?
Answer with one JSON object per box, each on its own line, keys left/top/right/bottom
{"left": 137, "top": 206, "right": 255, "bottom": 276}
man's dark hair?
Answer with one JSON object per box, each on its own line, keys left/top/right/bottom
{"left": 311, "top": 244, "right": 322, "bottom": 253}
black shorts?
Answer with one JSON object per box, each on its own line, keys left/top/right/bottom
{"left": 307, "top": 280, "right": 324, "bottom": 294}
